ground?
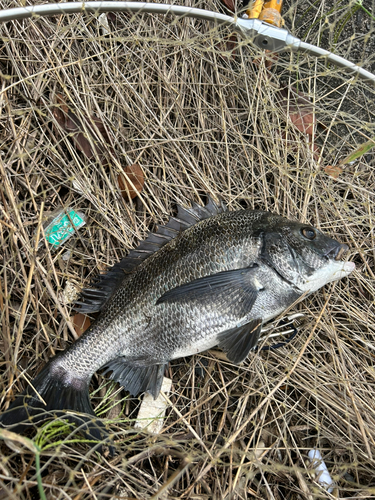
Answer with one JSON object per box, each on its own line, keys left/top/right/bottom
{"left": 0, "top": 0, "right": 374, "bottom": 498}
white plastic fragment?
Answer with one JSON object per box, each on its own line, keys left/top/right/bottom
{"left": 308, "top": 449, "right": 335, "bottom": 493}
{"left": 72, "top": 179, "right": 85, "bottom": 194}
{"left": 248, "top": 441, "right": 266, "bottom": 461}
{"left": 62, "top": 249, "right": 72, "bottom": 261}
{"left": 60, "top": 280, "right": 79, "bottom": 305}
{"left": 98, "top": 13, "right": 110, "bottom": 35}
{"left": 134, "top": 377, "right": 172, "bottom": 434}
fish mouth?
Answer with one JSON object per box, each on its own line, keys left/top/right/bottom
{"left": 325, "top": 243, "right": 349, "bottom": 261}
{"left": 318, "top": 242, "right": 356, "bottom": 281}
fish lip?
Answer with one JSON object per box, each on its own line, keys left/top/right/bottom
{"left": 325, "top": 243, "right": 349, "bottom": 261}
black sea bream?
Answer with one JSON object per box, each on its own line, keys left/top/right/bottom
{"left": 0, "top": 199, "right": 355, "bottom": 445}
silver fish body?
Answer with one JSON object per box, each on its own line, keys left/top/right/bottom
{"left": 0, "top": 200, "right": 355, "bottom": 447}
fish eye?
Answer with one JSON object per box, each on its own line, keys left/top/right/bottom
{"left": 301, "top": 227, "right": 316, "bottom": 240}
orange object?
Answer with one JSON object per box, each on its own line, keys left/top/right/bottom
{"left": 73, "top": 313, "right": 91, "bottom": 336}
{"left": 246, "top": 0, "right": 283, "bottom": 28}
{"left": 118, "top": 163, "right": 145, "bottom": 201}
{"left": 246, "top": 0, "right": 264, "bottom": 19}
{"left": 259, "top": 0, "right": 283, "bottom": 27}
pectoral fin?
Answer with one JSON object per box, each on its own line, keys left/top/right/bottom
{"left": 217, "top": 319, "right": 263, "bottom": 364}
{"left": 156, "top": 265, "right": 263, "bottom": 314}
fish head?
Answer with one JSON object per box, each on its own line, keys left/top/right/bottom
{"left": 259, "top": 215, "right": 355, "bottom": 293}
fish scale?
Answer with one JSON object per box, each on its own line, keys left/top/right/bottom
{"left": 0, "top": 198, "right": 355, "bottom": 452}
{"left": 73, "top": 212, "right": 261, "bottom": 366}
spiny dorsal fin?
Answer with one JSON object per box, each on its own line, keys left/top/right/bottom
{"left": 74, "top": 197, "right": 227, "bottom": 314}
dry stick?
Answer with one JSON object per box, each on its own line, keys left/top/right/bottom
{"left": 0, "top": 153, "right": 37, "bottom": 386}
{"left": 0, "top": 227, "right": 11, "bottom": 367}
{"left": 331, "top": 317, "right": 373, "bottom": 460}
{"left": 231, "top": 399, "right": 271, "bottom": 492}
{"left": 13, "top": 203, "right": 44, "bottom": 362}
{"left": 0, "top": 202, "right": 78, "bottom": 349}
{"left": 0, "top": 48, "right": 113, "bottom": 97}
{"left": 185, "top": 294, "right": 333, "bottom": 494}
{"left": 150, "top": 458, "right": 191, "bottom": 500}
{"left": 335, "top": 204, "right": 375, "bottom": 281}
{"left": 72, "top": 465, "right": 109, "bottom": 500}
{"left": 163, "top": 393, "right": 214, "bottom": 460}
{"left": 34, "top": 258, "right": 78, "bottom": 341}
{"left": 31, "top": 206, "right": 79, "bottom": 342}
{"left": 0, "top": 148, "right": 26, "bottom": 238}
{"left": 259, "top": 468, "right": 275, "bottom": 500}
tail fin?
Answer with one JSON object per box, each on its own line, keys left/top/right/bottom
{"left": 0, "top": 363, "right": 113, "bottom": 454}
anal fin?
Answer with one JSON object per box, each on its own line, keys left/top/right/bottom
{"left": 102, "top": 359, "right": 167, "bottom": 399}
{"left": 218, "top": 319, "right": 263, "bottom": 364}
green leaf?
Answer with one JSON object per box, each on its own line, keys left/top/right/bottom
{"left": 340, "top": 137, "right": 375, "bottom": 165}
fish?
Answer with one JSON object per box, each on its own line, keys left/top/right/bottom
{"left": 0, "top": 198, "right": 355, "bottom": 448}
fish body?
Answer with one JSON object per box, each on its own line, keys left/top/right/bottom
{"left": 0, "top": 199, "right": 355, "bottom": 446}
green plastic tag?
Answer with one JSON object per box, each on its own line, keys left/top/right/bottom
{"left": 45, "top": 209, "right": 85, "bottom": 247}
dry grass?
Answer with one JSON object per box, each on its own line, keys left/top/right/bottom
{"left": 0, "top": 0, "right": 374, "bottom": 498}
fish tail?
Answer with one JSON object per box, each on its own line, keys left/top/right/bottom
{"left": 0, "top": 362, "right": 113, "bottom": 453}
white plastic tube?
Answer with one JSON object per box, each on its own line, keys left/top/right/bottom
{"left": 0, "top": 2, "right": 374, "bottom": 83}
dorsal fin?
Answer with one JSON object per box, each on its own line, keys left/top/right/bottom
{"left": 74, "top": 197, "right": 227, "bottom": 314}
